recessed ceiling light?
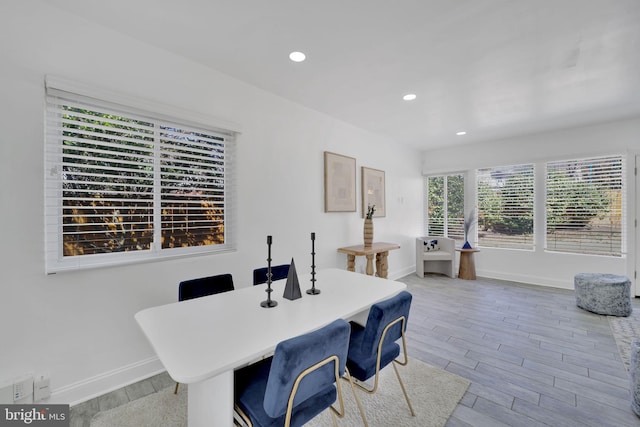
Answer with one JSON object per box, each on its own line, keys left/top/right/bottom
{"left": 456, "top": 131, "right": 467, "bottom": 136}
{"left": 402, "top": 94, "right": 417, "bottom": 101}
{"left": 289, "top": 51, "right": 306, "bottom": 62}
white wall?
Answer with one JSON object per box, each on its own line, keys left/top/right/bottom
{"left": 0, "top": 2, "right": 423, "bottom": 404}
{"left": 422, "top": 118, "right": 640, "bottom": 291}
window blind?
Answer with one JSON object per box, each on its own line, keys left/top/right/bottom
{"left": 545, "top": 155, "right": 624, "bottom": 256}
{"left": 426, "top": 176, "right": 445, "bottom": 236}
{"left": 477, "top": 164, "right": 534, "bottom": 250}
{"left": 446, "top": 174, "right": 465, "bottom": 244}
{"left": 45, "top": 87, "right": 236, "bottom": 273}
{"left": 426, "top": 174, "right": 464, "bottom": 245}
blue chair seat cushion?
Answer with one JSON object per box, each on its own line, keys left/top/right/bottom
{"left": 235, "top": 357, "right": 337, "bottom": 427}
{"left": 346, "top": 321, "right": 400, "bottom": 381}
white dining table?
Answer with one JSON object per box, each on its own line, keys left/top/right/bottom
{"left": 135, "top": 267, "right": 407, "bottom": 426}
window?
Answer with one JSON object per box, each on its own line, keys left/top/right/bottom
{"left": 45, "top": 87, "right": 236, "bottom": 272}
{"left": 477, "top": 164, "right": 534, "bottom": 249}
{"left": 546, "top": 155, "right": 624, "bottom": 256}
{"left": 426, "top": 174, "right": 464, "bottom": 245}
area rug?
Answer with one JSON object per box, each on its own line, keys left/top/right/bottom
{"left": 609, "top": 309, "right": 640, "bottom": 371}
{"left": 308, "top": 359, "right": 470, "bottom": 427}
{"left": 90, "top": 359, "right": 469, "bottom": 427}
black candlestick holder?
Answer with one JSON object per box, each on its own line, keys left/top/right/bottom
{"left": 261, "top": 235, "right": 278, "bottom": 308}
{"left": 307, "top": 232, "right": 320, "bottom": 295}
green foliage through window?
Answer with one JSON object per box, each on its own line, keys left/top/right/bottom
{"left": 546, "top": 156, "right": 623, "bottom": 256}
{"left": 426, "top": 174, "right": 464, "bottom": 244}
{"left": 477, "top": 164, "right": 534, "bottom": 249}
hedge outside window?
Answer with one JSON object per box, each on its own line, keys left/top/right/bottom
{"left": 477, "top": 164, "right": 534, "bottom": 250}
{"left": 45, "top": 87, "right": 236, "bottom": 273}
{"left": 426, "top": 174, "right": 464, "bottom": 246}
{"left": 546, "top": 155, "right": 624, "bottom": 257}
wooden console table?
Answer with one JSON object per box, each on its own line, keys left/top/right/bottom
{"left": 456, "top": 248, "right": 480, "bottom": 280}
{"left": 337, "top": 242, "right": 400, "bottom": 278}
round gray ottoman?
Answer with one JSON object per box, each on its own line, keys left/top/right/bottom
{"left": 631, "top": 339, "right": 640, "bottom": 417}
{"left": 574, "top": 273, "right": 631, "bottom": 317}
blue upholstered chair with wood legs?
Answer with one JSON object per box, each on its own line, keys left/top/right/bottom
{"left": 174, "top": 273, "right": 234, "bottom": 394}
{"left": 346, "top": 290, "right": 415, "bottom": 424}
{"left": 252, "top": 264, "right": 290, "bottom": 286}
{"left": 234, "top": 319, "right": 355, "bottom": 427}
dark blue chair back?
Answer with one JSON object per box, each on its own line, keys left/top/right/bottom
{"left": 252, "top": 264, "right": 290, "bottom": 285}
{"left": 178, "top": 273, "right": 234, "bottom": 301}
{"left": 361, "top": 291, "right": 412, "bottom": 355}
{"left": 263, "top": 319, "right": 350, "bottom": 419}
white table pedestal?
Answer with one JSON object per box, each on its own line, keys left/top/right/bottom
{"left": 188, "top": 371, "right": 233, "bottom": 426}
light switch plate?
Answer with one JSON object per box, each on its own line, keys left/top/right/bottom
{"left": 34, "top": 375, "right": 51, "bottom": 402}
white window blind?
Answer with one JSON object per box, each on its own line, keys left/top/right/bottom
{"left": 45, "top": 87, "right": 236, "bottom": 273}
{"left": 545, "top": 155, "right": 624, "bottom": 257}
{"left": 446, "top": 175, "right": 465, "bottom": 244}
{"left": 426, "top": 176, "right": 445, "bottom": 236}
{"left": 426, "top": 174, "right": 464, "bottom": 245}
{"left": 477, "top": 164, "right": 534, "bottom": 250}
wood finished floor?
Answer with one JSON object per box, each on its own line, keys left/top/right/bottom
{"left": 400, "top": 273, "right": 640, "bottom": 427}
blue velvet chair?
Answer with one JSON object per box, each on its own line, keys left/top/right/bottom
{"left": 252, "top": 264, "right": 290, "bottom": 286}
{"left": 174, "top": 273, "right": 234, "bottom": 394}
{"left": 346, "top": 290, "right": 415, "bottom": 423}
{"left": 234, "top": 319, "right": 352, "bottom": 427}
{"left": 178, "top": 273, "right": 234, "bottom": 301}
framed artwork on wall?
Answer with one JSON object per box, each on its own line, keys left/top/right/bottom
{"left": 324, "top": 151, "right": 356, "bottom": 212}
{"left": 361, "top": 166, "right": 385, "bottom": 218}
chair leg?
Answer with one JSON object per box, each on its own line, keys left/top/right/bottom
{"left": 173, "top": 382, "right": 179, "bottom": 395}
{"left": 330, "top": 409, "right": 338, "bottom": 427}
{"left": 342, "top": 368, "right": 368, "bottom": 427}
{"left": 392, "top": 361, "right": 415, "bottom": 416}
{"left": 234, "top": 404, "right": 252, "bottom": 427}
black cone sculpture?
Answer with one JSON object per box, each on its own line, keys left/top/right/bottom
{"left": 283, "top": 258, "right": 302, "bottom": 301}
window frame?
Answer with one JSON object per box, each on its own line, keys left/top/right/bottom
{"left": 45, "top": 79, "right": 238, "bottom": 273}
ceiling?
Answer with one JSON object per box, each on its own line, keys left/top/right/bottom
{"left": 47, "top": 0, "right": 640, "bottom": 151}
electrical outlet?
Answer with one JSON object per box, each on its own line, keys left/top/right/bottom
{"left": 13, "top": 375, "right": 33, "bottom": 402}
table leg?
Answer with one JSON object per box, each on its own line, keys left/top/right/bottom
{"left": 376, "top": 251, "right": 389, "bottom": 278}
{"left": 188, "top": 370, "right": 233, "bottom": 427}
{"left": 365, "top": 254, "right": 374, "bottom": 276}
{"left": 346, "top": 254, "right": 356, "bottom": 272}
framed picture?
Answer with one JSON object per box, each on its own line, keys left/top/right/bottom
{"left": 324, "top": 151, "right": 356, "bottom": 212}
{"left": 361, "top": 167, "right": 385, "bottom": 218}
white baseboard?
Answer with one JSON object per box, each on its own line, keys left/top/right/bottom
{"left": 408, "top": 263, "right": 573, "bottom": 289}
{"left": 49, "top": 357, "right": 165, "bottom": 406}
{"left": 389, "top": 266, "right": 415, "bottom": 281}
{"left": 477, "top": 269, "right": 573, "bottom": 290}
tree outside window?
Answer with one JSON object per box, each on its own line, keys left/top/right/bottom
{"left": 426, "top": 174, "right": 464, "bottom": 246}
{"left": 546, "top": 156, "right": 623, "bottom": 256}
{"left": 477, "top": 164, "right": 534, "bottom": 250}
